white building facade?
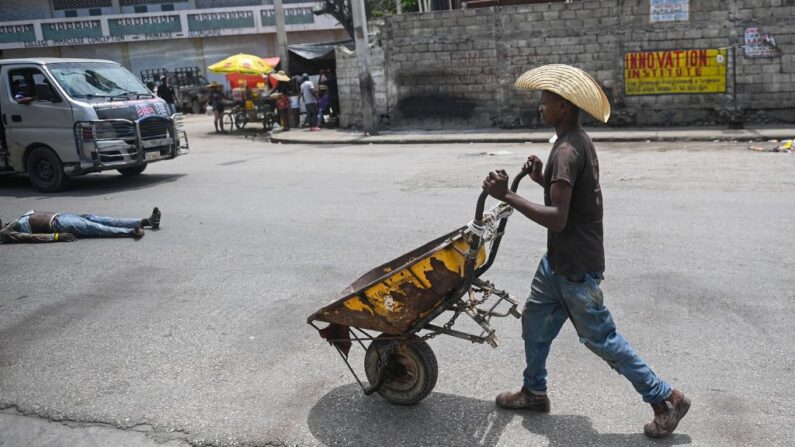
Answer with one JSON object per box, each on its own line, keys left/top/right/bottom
{"left": 0, "top": 0, "right": 347, "bottom": 83}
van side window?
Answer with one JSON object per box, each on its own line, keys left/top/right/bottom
{"left": 8, "top": 68, "right": 58, "bottom": 103}
{"left": 8, "top": 72, "right": 33, "bottom": 102}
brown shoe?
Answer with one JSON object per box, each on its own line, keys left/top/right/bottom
{"left": 644, "top": 388, "right": 691, "bottom": 438}
{"left": 496, "top": 387, "right": 550, "bottom": 412}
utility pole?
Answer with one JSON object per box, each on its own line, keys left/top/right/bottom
{"left": 351, "top": 0, "right": 378, "bottom": 134}
{"left": 273, "top": 0, "right": 289, "bottom": 73}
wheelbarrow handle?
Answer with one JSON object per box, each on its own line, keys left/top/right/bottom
{"left": 474, "top": 169, "right": 529, "bottom": 224}
{"left": 471, "top": 169, "right": 528, "bottom": 279}
{"left": 511, "top": 169, "right": 529, "bottom": 193}
{"left": 409, "top": 169, "right": 530, "bottom": 331}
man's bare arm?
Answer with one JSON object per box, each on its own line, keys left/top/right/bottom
{"left": 503, "top": 181, "right": 572, "bottom": 232}
{"left": 483, "top": 170, "right": 573, "bottom": 232}
{"left": 0, "top": 228, "right": 56, "bottom": 243}
{"left": 0, "top": 221, "right": 76, "bottom": 243}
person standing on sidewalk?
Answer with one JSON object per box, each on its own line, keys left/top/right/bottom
{"left": 300, "top": 74, "right": 320, "bottom": 131}
{"left": 481, "top": 64, "right": 690, "bottom": 439}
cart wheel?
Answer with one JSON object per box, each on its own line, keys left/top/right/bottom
{"left": 234, "top": 111, "right": 247, "bottom": 129}
{"left": 364, "top": 334, "right": 438, "bottom": 405}
{"left": 263, "top": 112, "right": 275, "bottom": 131}
{"left": 222, "top": 113, "right": 234, "bottom": 132}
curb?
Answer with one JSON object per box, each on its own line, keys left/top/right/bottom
{"left": 270, "top": 133, "right": 794, "bottom": 145}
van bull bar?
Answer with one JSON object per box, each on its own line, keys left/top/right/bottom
{"left": 71, "top": 114, "right": 189, "bottom": 173}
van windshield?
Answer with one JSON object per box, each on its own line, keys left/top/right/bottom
{"left": 48, "top": 62, "right": 152, "bottom": 99}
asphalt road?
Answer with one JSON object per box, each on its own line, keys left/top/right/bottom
{"left": 1, "top": 115, "right": 793, "bottom": 446}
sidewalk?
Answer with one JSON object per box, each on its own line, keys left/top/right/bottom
{"left": 270, "top": 126, "right": 794, "bottom": 145}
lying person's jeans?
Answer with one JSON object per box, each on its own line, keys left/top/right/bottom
{"left": 53, "top": 214, "right": 140, "bottom": 237}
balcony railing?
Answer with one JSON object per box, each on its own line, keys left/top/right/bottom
{"left": 0, "top": 3, "right": 340, "bottom": 50}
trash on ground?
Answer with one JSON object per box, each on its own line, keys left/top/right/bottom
{"left": 748, "top": 139, "right": 793, "bottom": 153}
{"left": 485, "top": 150, "right": 513, "bottom": 156}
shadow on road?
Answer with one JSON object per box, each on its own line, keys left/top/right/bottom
{"left": 0, "top": 173, "right": 186, "bottom": 199}
{"left": 517, "top": 413, "right": 692, "bottom": 447}
{"left": 308, "top": 384, "right": 511, "bottom": 447}
{"left": 307, "top": 384, "right": 692, "bottom": 447}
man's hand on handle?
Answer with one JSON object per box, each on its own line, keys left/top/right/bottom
{"left": 482, "top": 169, "right": 510, "bottom": 201}
{"left": 523, "top": 155, "right": 544, "bottom": 185}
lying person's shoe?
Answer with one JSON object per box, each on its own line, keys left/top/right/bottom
{"left": 131, "top": 226, "right": 145, "bottom": 239}
{"left": 496, "top": 387, "right": 550, "bottom": 412}
{"left": 142, "top": 207, "right": 161, "bottom": 229}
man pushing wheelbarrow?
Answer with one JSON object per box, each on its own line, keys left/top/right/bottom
{"left": 309, "top": 64, "right": 689, "bottom": 439}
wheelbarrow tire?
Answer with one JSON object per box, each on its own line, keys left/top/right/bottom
{"left": 364, "top": 334, "right": 438, "bottom": 405}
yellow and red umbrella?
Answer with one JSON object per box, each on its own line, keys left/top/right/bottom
{"left": 208, "top": 53, "right": 273, "bottom": 76}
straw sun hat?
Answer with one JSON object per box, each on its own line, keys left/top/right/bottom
{"left": 514, "top": 64, "right": 611, "bottom": 123}
{"left": 271, "top": 70, "right": 290, "bottom": 82}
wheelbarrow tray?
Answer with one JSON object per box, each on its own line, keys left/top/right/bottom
{"left": 307, "top": 226, "right": 488, "bottom": 335}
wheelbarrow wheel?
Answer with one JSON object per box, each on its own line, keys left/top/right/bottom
{"left": 364, "top": 334, "right": 438, "bottom": 405}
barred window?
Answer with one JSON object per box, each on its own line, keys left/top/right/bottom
{"left": 53, "top": 0, "right": 112, "bottom": 10}
{"left": 120, "top": 0, "right": 187, "bottom": 5}
{"left": 196, "top": 0, "right": 262, "bottom": 8}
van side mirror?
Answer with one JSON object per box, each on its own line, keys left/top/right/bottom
{"left": 34, "top": 84, "right": 60, "bottom": 103}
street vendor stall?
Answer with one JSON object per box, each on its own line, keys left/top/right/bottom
{"left": 208, "top": 54, "right": 277, "bottom": 131}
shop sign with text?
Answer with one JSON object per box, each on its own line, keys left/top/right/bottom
{"left": 650, "top": 0, "right": 689, "bottom": 23}
{"left": 624, "top": 49, "right": 727, "bottom": 95}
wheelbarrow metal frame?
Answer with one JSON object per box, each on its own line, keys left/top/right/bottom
{"left": 309, "top": 170, "right": 528, "bottom": 395}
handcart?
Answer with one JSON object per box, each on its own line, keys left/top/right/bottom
{"left": 232, "top": 99, "right": 276, "bottom": 131}
{"left": 308, "top": 170, "right": 528, "bottom": 405}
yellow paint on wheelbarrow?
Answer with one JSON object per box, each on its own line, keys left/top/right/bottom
{"left": 343, "top": 297, "right": 375, "bottom": 315}
{"left": 313, "top": 228, "right": 488, "bottom": 334}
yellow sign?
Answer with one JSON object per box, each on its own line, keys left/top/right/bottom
{"left": 624, "top": 49, "right": 727, "bottom": 95}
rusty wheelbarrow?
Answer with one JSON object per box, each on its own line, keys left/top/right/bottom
{"left": 308, "top": 170, "right": 528, "bottom": 405}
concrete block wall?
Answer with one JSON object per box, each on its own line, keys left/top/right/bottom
{"left": 384, "top": 8, "right": 500, "bottom": 128}
{"left": 339, "top": 0, "right": 794, "bottom": 129}
{"left": 336, "top": 43, "right": 388, "bottom": 128}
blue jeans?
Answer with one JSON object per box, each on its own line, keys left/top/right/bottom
{"left": 53, "top": 214, "right": 140, "bottom": 237}
{"left": 522, "top": 255, "right": 671, "bottom": 404}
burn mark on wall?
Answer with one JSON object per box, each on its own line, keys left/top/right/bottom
{"left": 397, "top": 94, "right": 478, "bottom": 120}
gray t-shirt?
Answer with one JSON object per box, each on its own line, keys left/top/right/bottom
{"left": 300, "top": 80, "right": 316, "bottom": 105}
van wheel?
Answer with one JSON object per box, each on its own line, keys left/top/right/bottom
{"left": 27, "top": 146, "right": 66, "bottom": 192}
{"left": 118, "top": 165, "right": 147, "bottom": 176}
{"left": 191, "top": 99, "right": 200, "bottom": 114}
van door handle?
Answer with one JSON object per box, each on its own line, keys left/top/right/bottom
{"left": 11, "top": 115, "right": 22, "bottom": 122}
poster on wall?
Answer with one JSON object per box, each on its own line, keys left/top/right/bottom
{"left": 650, "top": 0, "right": 689, "bottom": 23}
{"left": 744, "top": 27, "right": 781, "bottom": 58}
{"left": 624, "top": 49, "right": 727, "bottom": 95}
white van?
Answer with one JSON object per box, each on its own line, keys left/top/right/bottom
{"left": 0, "top": 58, "right": 189, "bottom": 192}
